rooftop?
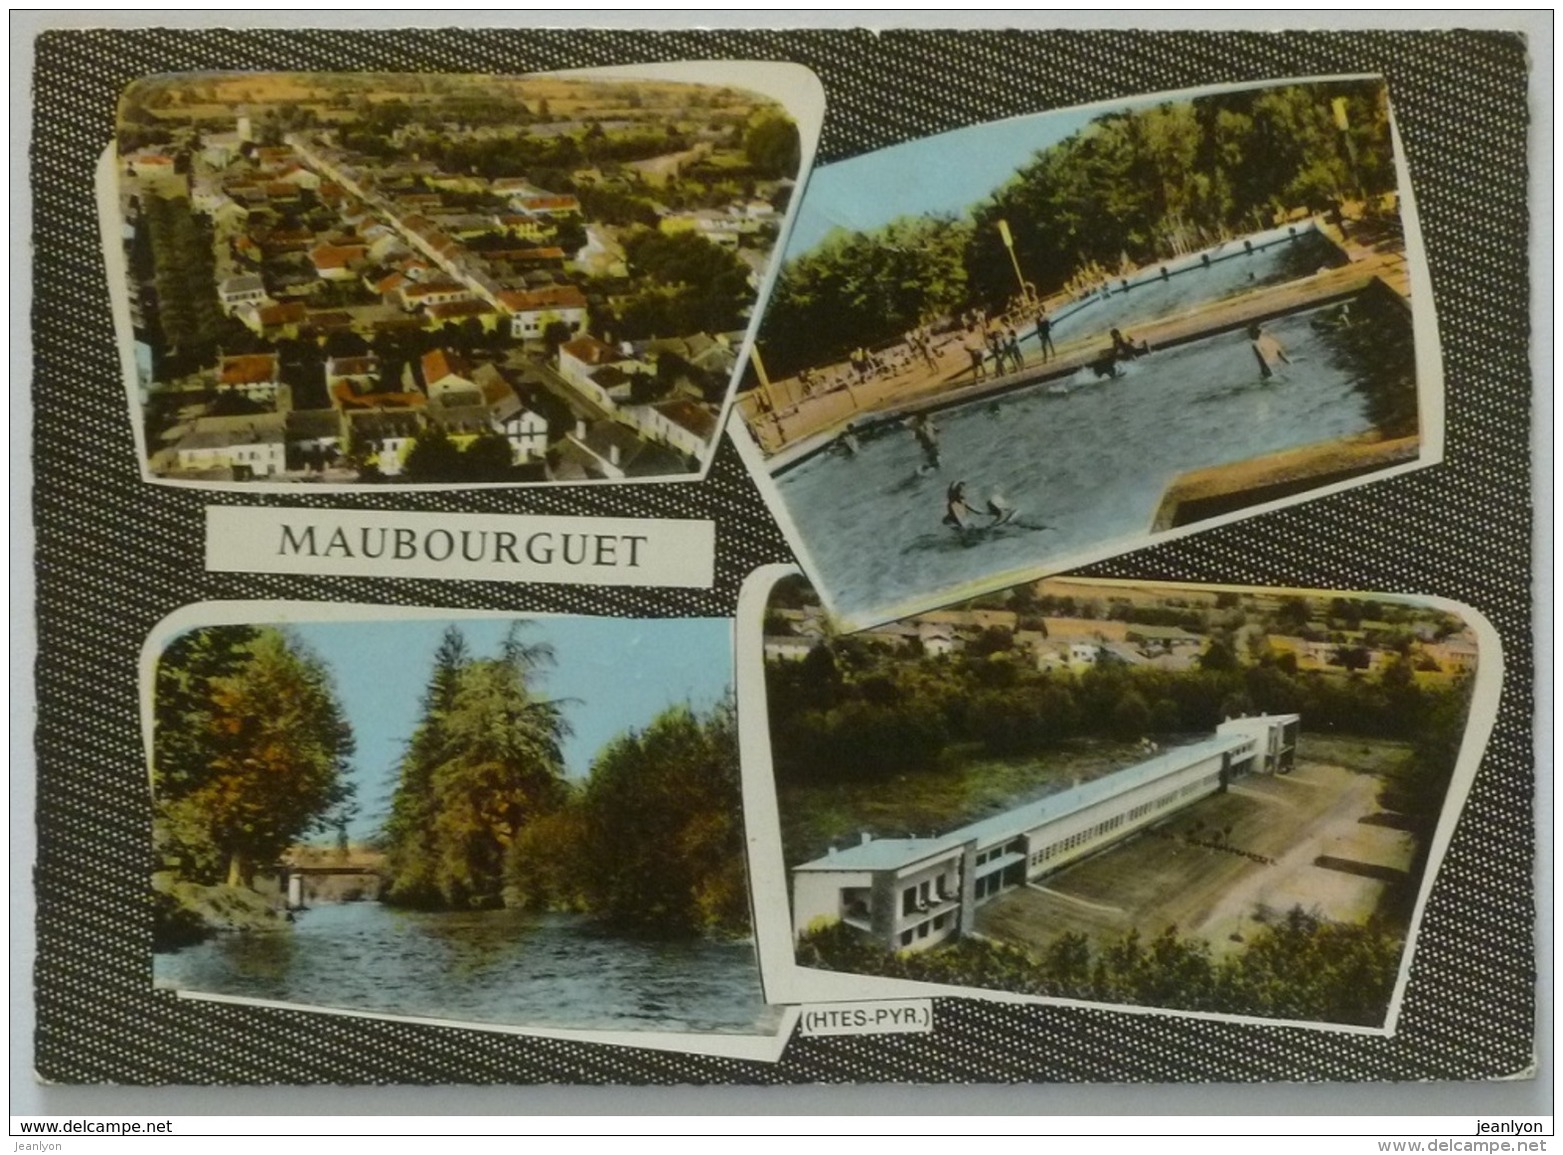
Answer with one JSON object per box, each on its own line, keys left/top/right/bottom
{"left": 218, "top": 354, "right": 279, "bottom": 386}
{"left": 560, "top": 335, "right": 622, "bottom": 366}
{"left": 794, "top": 730, "right": 1257, "bottom": 874}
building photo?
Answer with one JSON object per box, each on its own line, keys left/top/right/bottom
{"left": 108, "top": 67, "right": 811, "bottom": 486}
{"left": 755, "top": 574, "right": 1486, "bottom": 1029}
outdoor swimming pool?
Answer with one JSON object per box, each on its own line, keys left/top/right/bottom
{"left": 1026, "top": 226, "right": 1347, "bottom": 357}
{"left": 774, "top": 294, "right": 1417, "bottom": 626}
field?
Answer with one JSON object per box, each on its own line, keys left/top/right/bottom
{"left": 975, "top": 736, "right": 1419, "bottom": 958}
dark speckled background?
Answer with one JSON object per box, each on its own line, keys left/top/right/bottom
{"left": 29, "top": 25, "right": 1534, "bottom": 1088}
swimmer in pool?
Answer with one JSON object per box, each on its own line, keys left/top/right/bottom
{"left": 985, "top": 491, "right": 1017, "bottom": 525}
{"left": 1248, "top": 322, "right": 1292, "bottom": 379}
{"left": 911, "top": 413, "right": 941, "bottom": 469}
{"left": 943, "top": 481, "right": 981, "bottom": 530}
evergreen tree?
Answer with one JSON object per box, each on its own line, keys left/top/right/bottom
{"left": 385, "top": 626, "right": 571, "bottom": 910}
{"left": 382, "top": 626, "right": 470, "bottom": 907}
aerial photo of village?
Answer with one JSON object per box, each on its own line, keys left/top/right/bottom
{"left": 761, "top": 575, "right": 1480, "bottom": 1027}
{"left": 112, "top": 71, "right": 802, "bottom": 484}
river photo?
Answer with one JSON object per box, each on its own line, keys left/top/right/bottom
{"left": 156, "top": 904, "right": 779, "bottom": 1035}
{"left": 149, "top": 612, "right": 783, "bottom": 1044}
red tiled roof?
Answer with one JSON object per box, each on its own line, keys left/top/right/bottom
{"left": 427, "top": 299, "right": 496, "bottom": 321}
{"left": 421, "top": 348, "right": 471, "bottom": 384}
{"left": 559, "top": 335, "right": 620, "bottom": 366}
{"left": 218, "top": 354, "right": 278, "bottom": 386}
{"left": 497, "top": 285, "right": 587, "bottom": 313}
{"left": 399, "top": 280, "right": 467, "bottom": 300}
{"left": 310, "top": 243, "right": 367, "bottom": 270}
{"left": 257, "top": 301, "right": 308, "bottom": 326}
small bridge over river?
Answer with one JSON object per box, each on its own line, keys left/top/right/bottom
{"left": 274, "top": 847, "right": 389, "bottom": 909}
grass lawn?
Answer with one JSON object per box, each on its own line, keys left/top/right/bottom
{"left": 1296, "top": 732, "right": 1412, "bottom": 776}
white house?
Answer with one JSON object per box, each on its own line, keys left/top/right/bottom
{"left": 416, "top": 349, "right": 477, "bottom": 403}
{"left": 344, "top": 408, "right": 423, "bottom": 478}
{"left": 171, "top": 413, "right": 288, "bottom": 478}
{"left": 217, "top": 274, "right": 268, "bottom": 315}
{"left": 498, "top": 407, "right": 549, "bottom": 465}
{"left": 620, "top": 398, "right": 715, "bottom": 460}
{"left": 556, "top": 336, "right": 626, "bottom": 412}
{"left": 499, "top": 285, "right": 588, "bottom": 342}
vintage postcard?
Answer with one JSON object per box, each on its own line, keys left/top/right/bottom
{"left": 738, "top": 568, "right": 1496, "bottom": 1034}
{"left": 101, "top": 63, "right": 823, "bottom": 489}
{"left": 142, "top": 603, "right": 794, "bottom": 1061}
{"left": 27, "top": 24, "right": 1533, "bottom": 1093}
{"left": 732, "top": 75, "right": 1442, "bottom": 629}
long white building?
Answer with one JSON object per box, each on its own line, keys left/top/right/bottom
{"left": 791, "top": 714, "right": 1299, "bottom": 954}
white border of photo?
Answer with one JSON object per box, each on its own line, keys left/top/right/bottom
{"left": 735, "top": 565, "right": 1500, "bottom": 1037}
{"left": 100, "top": 61, "right": 825, "bottom": 492}
{"left": 729, "top": 74, "right": 1445, "bottom": 632}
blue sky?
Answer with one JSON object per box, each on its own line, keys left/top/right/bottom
{"left": 286, "top": 616, "right": 734, "bottom": 841}
{"left": 783, "top": 102, "right": 1123, "bottom": 259}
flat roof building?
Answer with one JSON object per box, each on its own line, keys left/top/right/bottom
{"left": 792, "top": 714, "right": 1299, "bottom": 954}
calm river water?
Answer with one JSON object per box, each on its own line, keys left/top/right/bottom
{"left": 155, "top": 902, "right": 780, "bottom": 1036}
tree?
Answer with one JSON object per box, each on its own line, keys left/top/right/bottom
{"left": 154, "top": 629, "right": 355, "bottom": 888}
{"left": 760, "top": 214, "right": 972, "bottom": 378}
{"left": 461, "top": 433, "right": 516, "bottom": 481}
{"left": 401, "top": 426, "right": 463, "bottom": 481}
{"left": 383, "top": 626, "right": 470, "bottom": 907}
{"left": 744, "top": 114, "right": 801, "bottom": 179}
{"left": 1198, "top": 637, "right": 1239, "bottom": 672}
{"left": 386, "top": 627, "right": 572, "bottom": 910}
{"left": 565, "top": 700, "right": 749, "bottom": 935}
{"left": 1111, "top": 690, "right": 1152, "bottom": 739}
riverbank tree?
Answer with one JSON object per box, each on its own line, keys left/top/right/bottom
{"left": 153, "top": 627, "right": 356, "bottom": 889}
{"left": 382, "top": 627, "right": 571, "bottom": 910}
{"left": 504, "top": 700, "right": 750, "bottom": 937}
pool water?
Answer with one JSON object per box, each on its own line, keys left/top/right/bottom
{"left": 776, "top": 297, "right": 1414, "bottom": 626}
{"left": 1022, "top": 226, "right": 1346, "bottom": 359}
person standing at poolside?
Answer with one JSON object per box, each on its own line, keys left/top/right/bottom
{"left": 963, "top": 329, "right": 988, "bottom": 381}
{"left": 986, "top": 324, "right": 1008, "bottom": 374}
{"left": 1035, "top": 308, "right": 1056, "bottom": 362}
{"left": 1004, "top": 325, "right": 1025, "bottom": 372}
